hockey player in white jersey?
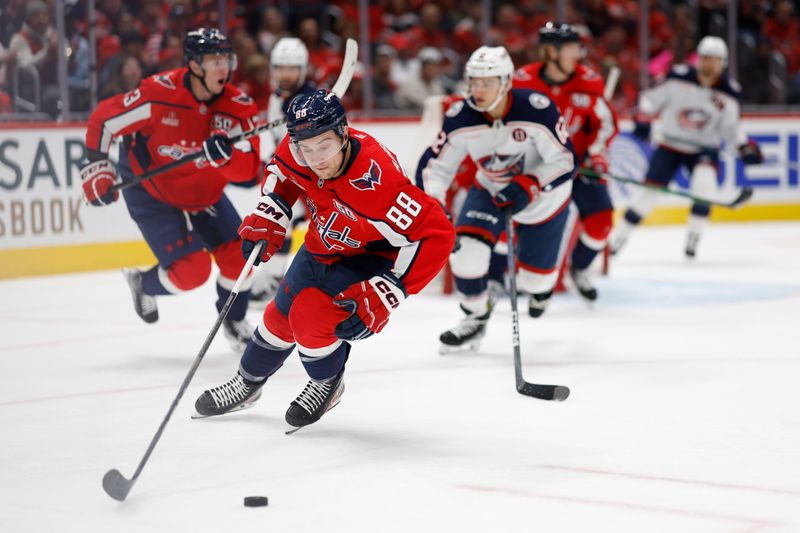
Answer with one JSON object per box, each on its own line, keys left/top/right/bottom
{"left": 610, "top": 36, "right": 763, "bottom": 258}
{"left": 250, "top": 37, "right": 317, "bottom": 303}
{"left": 415, "top": 46, "right": 577, "bottom": 352}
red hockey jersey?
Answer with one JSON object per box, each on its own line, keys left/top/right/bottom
{"left": 513, "top": 63, "right": 618, "bottom": 161}
{"left": 85, "top": 67, "right": 262, "bottom": 211}
{"left": 264, "top": 128, "right": 455, "bottom": 295}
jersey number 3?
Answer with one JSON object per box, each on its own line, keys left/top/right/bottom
{"left": 386, "top": 192, "right": 421, "bottom": 230}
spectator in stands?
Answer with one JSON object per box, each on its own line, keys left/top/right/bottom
{"left": 451, "top": 0, "right": 483, "bottom": 56}
{"left": 0, "top": 42, "right": 14, "bottom": 113}
{"left": 762, "top": 0, "right": 800, "bottom": 77}
{"left": 8, "top": 0, "right": 59, "bottom": 116}
{"left": 298, "top": 17, "right": 342, "bottom": 88}
{"left": 404, "top": 4, "right": 449, "bottom": 55}
{"left": 382, "top": 0, "right": 419, "bottom": 34}
{"left": 372, "top": 44, "right": 398, "bottom": 110}
{"left": 256, "top": 6, "right": 287, "bottom": 54}
{"left": 394, "top": 46, "right": 446, "bottom": 110}
{"left": 99, "top": 54, "right": 144, "bottom": 100}
{"left": 487, "top": 4, "right": 526, "bottom": 62}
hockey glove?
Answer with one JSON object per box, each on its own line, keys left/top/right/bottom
{"left": 738, "top": 140, "right": 764, "bottom": 165}
{"left": 492, "top": 174, "right": 541, "bottom": 214}
{"left": 587, "top": 152, "right": 609, "bottom": 175}
{"left": 334, "top": 274, "right": 407, "bottom": 341}
{"left": 80, "top": 159, "right": 119, "bottom": 206}
{"left": 238, "top": 194, "right": 292, "bottom": 266}
{"left": 203, "top": 129, "right": 233, "bottom": 168}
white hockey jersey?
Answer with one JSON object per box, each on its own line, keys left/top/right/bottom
{"left": 640, "top": 65, "right": 747, "bottom": 153}
{"left": 415, "top": 89, "right": 577, "bottom": 224}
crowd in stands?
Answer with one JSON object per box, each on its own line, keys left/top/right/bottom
{"left": 2, "top": 0, "right": 800, "bottom": 119}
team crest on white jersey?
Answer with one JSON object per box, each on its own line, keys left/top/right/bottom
{"left": 529, "top": 93, "right": 551, "bottom": 110}
{"left": 477, "top": 153, "right": 525, "bottom": 180}
{"left": 677, "top": 108, "right": 711, "bottom": 130}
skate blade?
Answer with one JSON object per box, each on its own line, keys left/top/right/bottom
{"left": 438, "top": 342, "right": 480, "bottom": 355}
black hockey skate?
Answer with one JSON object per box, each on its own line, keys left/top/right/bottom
{"left": 569, "top": 265, "right": 598, "bottom": 301}
{"left": 222, "top": 318, "right": 254, "bottom": 353}
{"left": 439, "top": 302, "right": 493, "bottom": 354}
{"left": 193, "top": 372, "right": 264, "bottom": 419}
{"left": 285, "top": 349, "right": 349, "bottom": 433}
{"left": 528, "top": 290, "right": 552, "bottom": 318}
{"left": 685, "top": 231, "right": 700, "bottom": 258}
{"left": 122, "top": 268, "right": 158, "bottom": 323}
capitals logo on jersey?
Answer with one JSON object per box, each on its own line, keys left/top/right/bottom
{"left": 350, "top": 159, "right": 382, "bottom": 191}
{"left": 477, "top": 153, "right": 526, "bottom": 181}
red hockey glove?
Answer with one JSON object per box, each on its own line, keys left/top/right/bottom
{"left": 738, "top": 140, "right": 764, "bottom": 165}
{"left": 334, "top": 274, "right": 407, "bottom": 340}
{"left": 492, "top": 174, "right": 541, "bottom": 214}
{"left": 203, "top": 129, "right": 233, "bottom": 168}
{"left": 238, "top": 194, "right": 292, "bottom": 266}
{"left": 80, "top": 159, "right": 119, "bottom": 206}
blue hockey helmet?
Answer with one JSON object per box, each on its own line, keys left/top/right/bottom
{"left": 184, "top": 27, "right": 235, "bottom": 68}
{"left": 286, "top": 89, "right": 348, "bottom": 142}
{"left": 539, "top": 22, "right": 581, "bottom": 46}
{"left": 286, "top": 89, "right": 349, "bottom": 167}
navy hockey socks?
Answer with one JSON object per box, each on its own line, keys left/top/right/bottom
{"left": 300, "top": 342, "right": 349, "bottom": 382}
{"left": 239, "top": 328, "right": 295, "bottom": 382}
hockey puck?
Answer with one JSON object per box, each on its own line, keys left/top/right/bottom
{"left": 243, "top": 496, "right": 269, "bottom": 507}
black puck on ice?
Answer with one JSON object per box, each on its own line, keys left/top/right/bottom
{"left": 244, "top": 496, "right": 269, "bottom": 507}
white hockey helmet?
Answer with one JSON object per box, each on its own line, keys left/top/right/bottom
{"left": 464, "top": 46, "right": 514, "bottom": 112}
{"left": 697, "top": 36, "right": 728, "bottom": 66}
{"left": 270, "top": 37, "right": 309, "bottom": 80}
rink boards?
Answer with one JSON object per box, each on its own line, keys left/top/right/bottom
{"left": 1, "top": 117, "right": 799, "bottom": 278}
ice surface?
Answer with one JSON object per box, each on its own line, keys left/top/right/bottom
{"left": 1, "top": 222, "right": 799, "bottom": 532}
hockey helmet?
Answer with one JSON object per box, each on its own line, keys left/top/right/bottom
{"left": 270, "top": 37, "right": 309, "bottom": 82}
{"left": 697, "top": 36, "right": 728, "bottom": 66}
{"left": 286, "top": 89, "right": 349, "bottom": 167}
{"left": 464, "top": 46, "right": 514, "bottom": 112}
{"left": 539, "top": 22, "right": 581, "bottom": 46}
{"left": 184, "top": 28, "right": 235, "bottom": 66}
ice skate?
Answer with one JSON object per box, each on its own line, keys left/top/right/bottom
{"left": 528, "top": 290, "right": 552, "bottom": 318}
{"left": 569, "top": 265, "right": 598, "bottom": 301}
{"left": 193, "top": 372, "right": 264, "bottom": 419}
{"left": 285, "top": 369, "right": 346, "bottom": 433}
{"left": 439, "top": 303, "right": 493, "bottom": 354}
{"left": 122, "top": 268, "right": 158, "bottom": 324}
{"left": 685, "top": 231, "right": 700, "bottom": 258}
{"left": 222, "top": 317, "right": 254, "bottom": 353}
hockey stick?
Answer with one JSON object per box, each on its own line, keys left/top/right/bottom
{"left": 504, "top": 212, "right": 571, "bottom": 401}
{"left": 108, "top": 38, "right": 359, "bottom": 194}
{"left": 102, "top": 243, "right": 263, "bottom": 501}
{"left": 579, "top": 168, "right": 754, "bottom": 208}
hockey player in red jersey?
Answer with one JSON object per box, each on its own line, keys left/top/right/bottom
{"left": 194, "top": 90, "right": 454, "bottom": 431}
{"left": 514, "top": 22, "right": 618, "bottom": 301}
{"left": 80, "top": 28, "right": 262, "bottom": 352}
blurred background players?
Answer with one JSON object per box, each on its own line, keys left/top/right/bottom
{"left": 611, "top": 36, "right": 764, "bottom": 258}
{"left": 416, "top": 46, "right": 577, "bottom": 353}
{"left": 513, "top": 22, "right": 618, "bottom": 301}
{"left": 80, "top": 28, "right": 262, "bottom": 352}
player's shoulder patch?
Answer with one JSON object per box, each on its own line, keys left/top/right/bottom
{"left": 671, "top": 64, "right": 690, "bottom": 76}
{"left": 349, "top": 159, "right": 382, "bottom": 191}
{"left": 232, "top": 91, "right": 254, "bottom": 106}
{"left": 152, "top": 74, "right": 176, "bottom": 90}
{"left": 529, "top": 92, "right": 551, "bottom": 110}
{"left": 445, "top": 99, "right": 464, "bottom": 118}
{"left": 513, "top": 67, "right": 532, "bottom": 81}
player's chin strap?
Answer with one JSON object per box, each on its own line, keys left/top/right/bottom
{"left": 464, "top": 79, "right": 512, "bottom": 113}
{"left": 190, "top": 55, "right": 236, "bottom": 96}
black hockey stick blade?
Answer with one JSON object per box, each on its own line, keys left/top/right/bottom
{"left": 518, "top": 381, "right": 571, "bottom": 401}
{"left": 102, "top": 469, "right": 133, "bottom": 501}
